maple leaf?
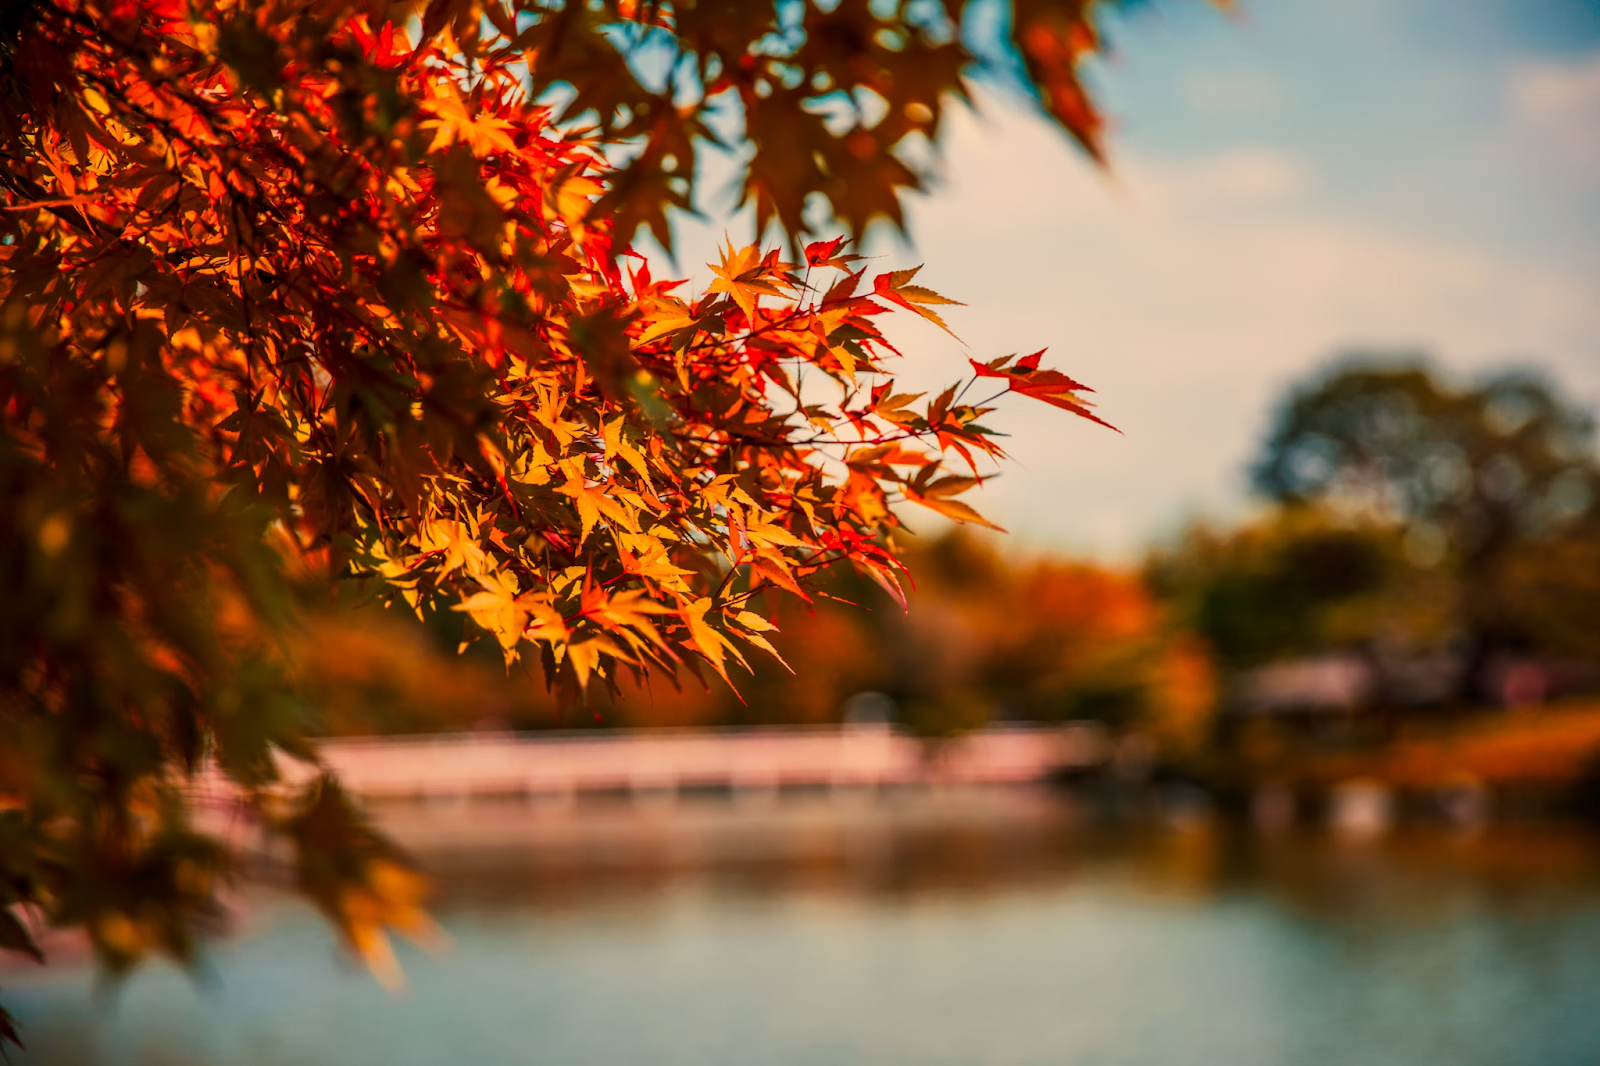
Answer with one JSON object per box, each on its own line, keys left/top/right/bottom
{"left": 420, "top": 92, "right": 519, "bottom": 158}
{"left": 1013, "top": 0, "right": 1108, "bottom": 163}
{"left": 804, "top": 237, "right": 866, "bottom": 271}
{"left": 567, "top": 633, "right": 633, "bottom": 690}
{"left": 620, "top": 541, "right": 697, "bottom": 587}
{"left": 601, "top": 414, "right": 654, "bottom": 488}
{"left": 903, "top": 474, "right": 1007, "bottom": 532}
{"left": 872, "top": 390, "right": 926, "bottom": 427}
{"left": 679, "top": 597, "right": 738, "bottom": 687}
{"left": 729, "top": 610, "right": 792, "bottom": 673}
{"left": 848, "top": 442, "right": 935, "bottom": 470}
{"left": 1, "top": 1002, "right": 22, "bottom": 1056}
{"left": 453, "top": 571, "right": 561, "bottom": 661}
{"left": 634, "top": 295, "right": 703, "bottom": 348}
{"left": 856, "top": 555, "right": 911, "bottom": 613}
{"left": 872, "top": 267, "right": 964, "bottom": 338}
{"left": 707, "top": 240, "right": 794, "bottom": 325}
{"left": 969, "top": 351, "right": 1119, "bottom": 431}
{"left": 285, "top": 779, "right": 440, "bottom": 993}
{"left": 553, "top": 457, "right": 637, "bottom": 545}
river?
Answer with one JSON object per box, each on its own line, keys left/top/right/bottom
{"left": 7, "top": 788, "right": 1600, "bottom": 1065}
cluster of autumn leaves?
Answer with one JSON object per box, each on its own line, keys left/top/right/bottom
{"left": 0, "top": 0, "right": 1131, "bottom": 1037}
{"left": 8, "top": 0, "right": 1097, "bottom": 705}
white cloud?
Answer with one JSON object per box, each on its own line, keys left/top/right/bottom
{"left": 1509, "top": 51, "right": 1600, "bottom": 173}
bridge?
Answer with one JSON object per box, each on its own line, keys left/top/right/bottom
{"left": 202, "top": 724, "right": 1111, "bottom": 806}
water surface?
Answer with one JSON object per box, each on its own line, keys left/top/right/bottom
{"left": 8, "top": 790, "right": 1600, "bottom": 1065}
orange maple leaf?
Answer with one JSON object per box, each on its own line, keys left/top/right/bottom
{"left": 969, "top": 350, "right": 1119, "bottom": 431}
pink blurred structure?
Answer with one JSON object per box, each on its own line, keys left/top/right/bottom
{"left": 200, "top": 725, "right": 1109, "bottom": 807}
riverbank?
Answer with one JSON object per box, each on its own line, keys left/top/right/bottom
{"left": 1205, "top": 699, "right": 1600, "bottom": 827}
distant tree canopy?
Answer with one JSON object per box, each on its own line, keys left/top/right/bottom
{"left": 883, "top": 532, "right": 1213, "bottom": 750}
{"left": 0, "top": 0, "right": 1194, "bottom": 1046}
{"left": 1145, "top": 511, "right": 1404, "bottom": 671}
{"left": 1237, "top": 358, "right": 1600, "bottom": 693}
{"left": 1253, "top": 362, "right": 1598, "bottom": 561}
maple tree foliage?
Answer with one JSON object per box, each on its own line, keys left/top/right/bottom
{"left": 0, "top": 0, "right": 1174, "bottom": 1043}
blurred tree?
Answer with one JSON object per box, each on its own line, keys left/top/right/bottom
{"left": 291, "top": 602, "right": 563, "bottom": 735}
{"left": 1146, "top": 512, "right": 1410, "bottom": 670}
{"left": 874, "top": 533, "right": 1214, "bottom": 754}
{"left": 1250, "top": 359, "right": 1600, "bottom": 699}
{"left": 0, "top": 0, "right": 1208, "bottom": 1042}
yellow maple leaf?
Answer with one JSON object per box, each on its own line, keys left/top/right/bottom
{"left": 706, "top": 240, "right": 790, "bottom": 324}
{"left": 420, "top": 92, "right": 518, "bottom": 158}
{"left": 679, "top": 596, "right": 739, "bottom": 685}
{"left": 602, "top": 415, "right": 653, "bottom": 489}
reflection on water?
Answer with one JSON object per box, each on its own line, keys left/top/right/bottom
{"left": 9, "top": 788, "right": 1600, "bottom": 1066}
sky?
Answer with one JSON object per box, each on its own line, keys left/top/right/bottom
{"left": 649, "top": 0, "right": 1600, "bottom": 560}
